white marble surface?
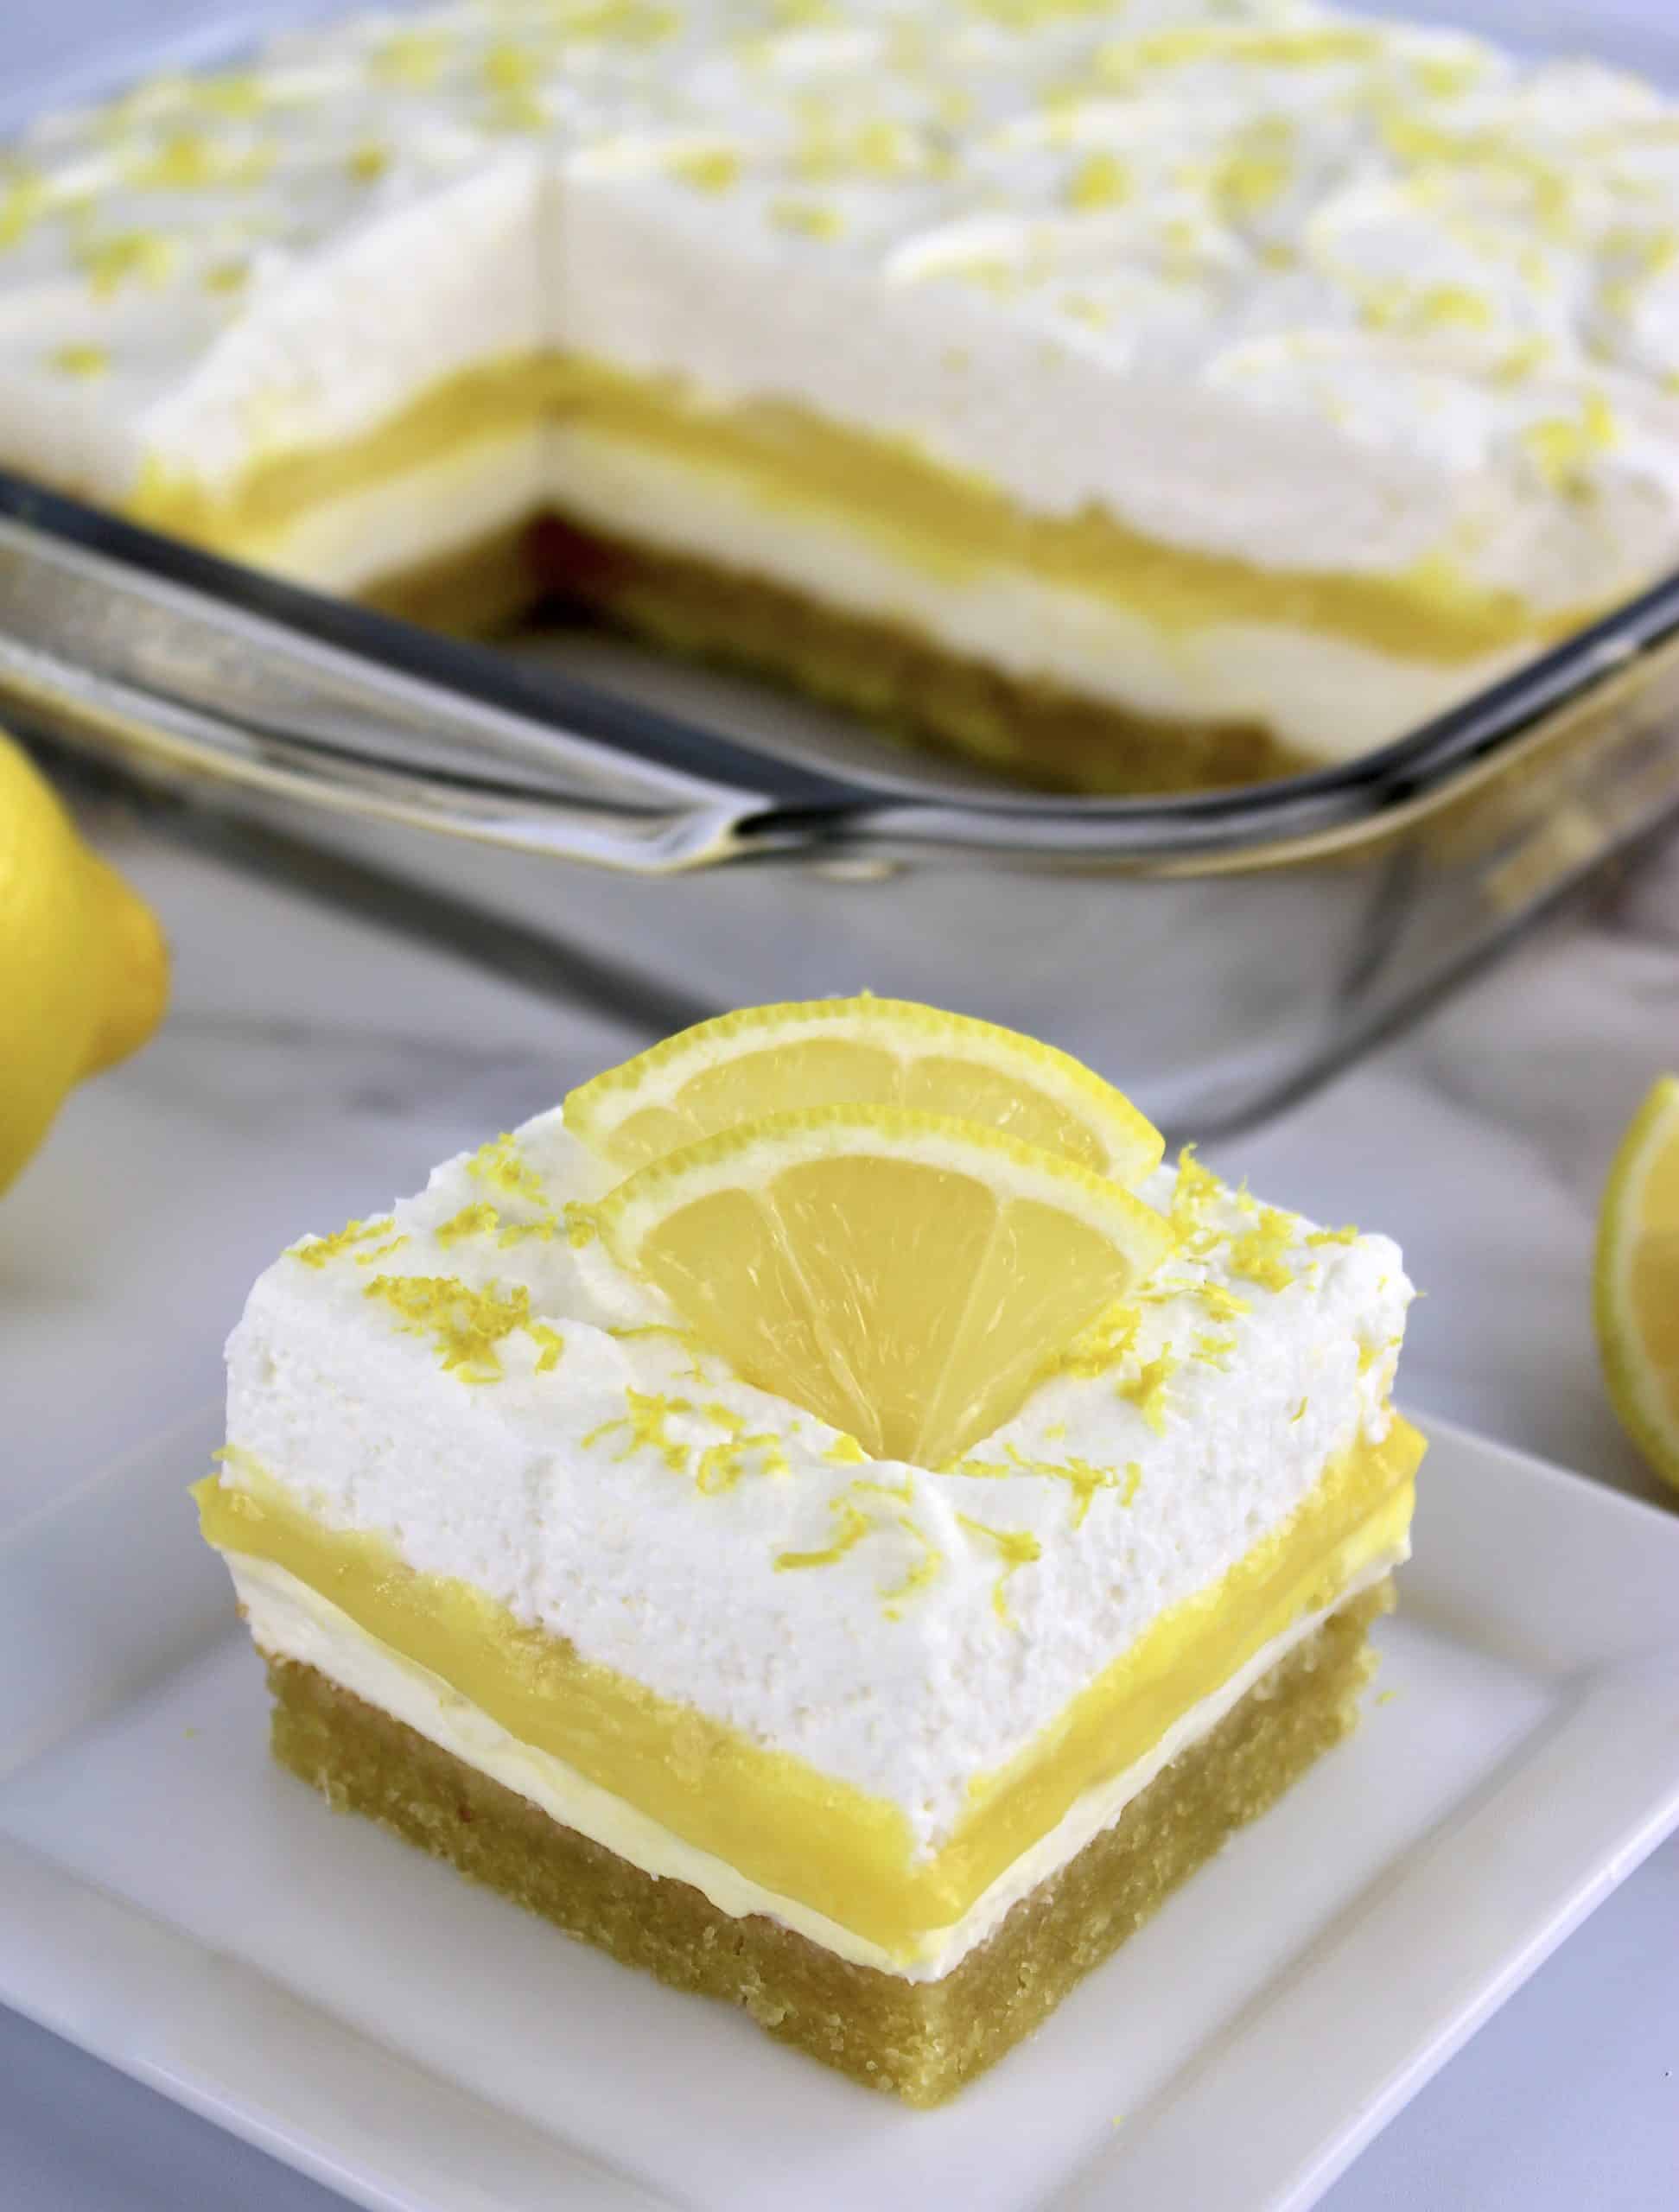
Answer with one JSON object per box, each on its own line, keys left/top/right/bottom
{"left": 2, "top": 6, "right": 1678, "bottom": 2205}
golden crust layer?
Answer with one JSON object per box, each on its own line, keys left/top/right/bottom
{"left": 355, "top": 511, "right": 1306, "bottom": 794}
{"left": 264, "top": 1576, "right": 1392, "bottom": 2106}
{"left": 531, "top": 513, "right": 1305, "bottom": 796}
{"left": 364, "top": 518, "right": 544, "bottom": 639}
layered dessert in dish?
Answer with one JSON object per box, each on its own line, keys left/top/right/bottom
{"left": 5, "top": 1, "right": 1679, "bottom": 792}
{"left": 195, "top": 998, "right": 1422, "bottom": 2101}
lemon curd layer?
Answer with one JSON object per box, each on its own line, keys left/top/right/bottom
{"left": 129, "top": 354, "right": 1576, "bottom": 668}
{"left": 194, "top": 1417, "right": 1418, "bottom": 1956}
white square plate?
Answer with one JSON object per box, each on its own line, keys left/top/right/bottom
{"left": 1, "top": 1409, "right": 1676, "bottom": 2212}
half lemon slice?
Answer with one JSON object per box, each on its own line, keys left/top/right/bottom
{"left": 1595, "top": 1073, "right": 1679, "bottom": 1495}
{"left": 593, "top": 1105, "right": 1174, "bottom": 1465}
{"left": 564, "top": 996, "right": 1162, "bottom": 1184}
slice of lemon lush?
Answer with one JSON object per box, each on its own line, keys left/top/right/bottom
{"left": 1595, "top": 1073, "right": 1679, "bottom": 1495}
{"left": 592, "top": 1105, "right": 1174, "bottom": 1465}
{"left": 564, "top": 996, "right": 1162, "bottom": 1185}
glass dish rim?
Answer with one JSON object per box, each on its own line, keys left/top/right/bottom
{"left": 5, "top": 467, "right": 1679, "bottom": 871}
{"left": 6, "top": 2, "right": 1679, "bottom": 869}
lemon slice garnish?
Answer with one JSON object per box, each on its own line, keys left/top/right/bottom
{"left": 593, "top": 1105, "right": 1174, "bottom": 1465}
{"left": 1595, "top": 1073, "right": 1679, "bottom": 1495}
{"left": 564, "top": 996, "right": 1162, "bottom": 1184}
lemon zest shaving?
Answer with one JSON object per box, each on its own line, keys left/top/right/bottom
{"left": 79, "top": 229, "right": 174, "bottom": 296}
{"left": 849, "top": 1477, "right": 941, "bottom": 1615}
{"left": 0, "top": 171, "right": 46, "bottom": 252}
{"left": 500, "top": 1217, "right": 557, "bottom": 1246}
{"left": 671, "top": 147, "right": 741, "bottom": 193}
{"left": 584, "top": 1389, "right": 696, "bottom": 1473}
{"left": 467, "top": 1132, "right": 552, "bottom": 1211}
{"left": 1044, "top": 1298, "right": 1141, "bottom": 1382}
{"left": 880, "top": 1520, "right": 942, "bottom": 1615}
{"left": 352, "top": 1235, "right": 409, "bottom": 1267}
{"left": 436, "top": 1202, "right": 500, "bottom": 1248}
{"left": 1194, "top": 1281, "right": 1252, "bottom": 1322}
{"left": 956, "top": 1512, "right": 1041, "bottom": 1627}
{"left": 126, "top": 130, "right": 274, "bottom": 191}
{"left": 1117, "top": 1351, "right": 1179, "bottom": 1433}
{"left": 482, "top": 42, "right": 537, "bottom": 97}
{"left": 1169, "top": 1144, "right": 1226, "bottom": 1256}
{"left": 527, "top": 1323, "right": 565, "bottom": 1373}
{"left": 1066, "top": 150, "right": 1130, "bottom": 211}
{"left": 289, "top": 1214, "right": 396, "bottom": 1269}
{"left": 608, "top": 1321, "right": 710, "bottom": 1380}
{"left": 49, "top": 344, "right": 108, "bottom": 378}
{"left": 943, "top": 1443, "right": 1123, "bottom": 1529}
{"left": 587, "top": 1392, "right": 784, "bottom": 1489}
{"left": 774, "top": 1476, "right": 942, "bottom": 1611}
{"left": 1228, "top": 1206, "right": 1304, "bottom": 1292}
{"left": 369, "top": 30, "right": 449, "bottom": 87}
{"left": 776, "top": 1498, "right": 872, "bottom": 1571}
{"left": 694, "top": 1430, "right": 788, "bottom": 1493}
{"left": 770, "top": 197, "right": 844, "bottom": 239}
{"left": 1095, "top": 23, "right": 1380, "bottom": 87}
{"left": 363, "top": 1273, "right": 560, "bottom": 1383}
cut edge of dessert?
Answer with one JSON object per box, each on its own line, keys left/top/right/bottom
{"left": 9, "top": 0, "right": 1674, "bottom": 796}
{"left": 120, "top": 353, "right": 1574, "bottom": 796}
{"left": 195, "top": 994, "right": 1422, "bottom": 2104}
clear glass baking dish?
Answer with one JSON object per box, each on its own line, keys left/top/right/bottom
{"left": 3, "top": 2, "right": 1677, "bottom": 1135}
{"left": 3, "top": 469, "right": 1676, "bottom": 1136}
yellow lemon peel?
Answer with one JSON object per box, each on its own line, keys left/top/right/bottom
{"left": 0, "top": 734, "right": 169, "bottom": 1195}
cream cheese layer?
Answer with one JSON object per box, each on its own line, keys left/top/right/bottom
{"left": 231, "top": 1541, "right": 1407, "bottom": 1980}
{"left": 3, "top": 0, "right": 1679, "bottom": 709}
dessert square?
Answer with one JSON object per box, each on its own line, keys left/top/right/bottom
{"left": 6, "top": 2, "right": 1678, "bottom": 790}
{"left": 196, "top": 1009, "right": 1421, "bottom": 2102}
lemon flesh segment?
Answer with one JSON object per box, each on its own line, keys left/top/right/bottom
{"left": 564, "top": 998, "right": 1163, "bottom": 1185}
{"left": 594, "top": 1107, "right": 1175, "bottom": 1466}
{"left": 1595, "top": 1074, "right": 1679, "bottom": 1492}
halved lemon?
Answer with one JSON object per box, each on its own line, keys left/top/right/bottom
{"left": 564, "top": 996, "right": 1162, "bottom": 1184}
{"left": 1594, "top": 1073, "right": 1679, "bottom": 1495}
{"left": 592, "top": 1105, "right": 1175, "bottom": 1465}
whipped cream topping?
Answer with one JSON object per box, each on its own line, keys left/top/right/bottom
{"left": 2, "top": 0, "right": 1678, "bottom": 620}
{"left": 219, "top": 1106, "right": 1413, "bottom": 1853}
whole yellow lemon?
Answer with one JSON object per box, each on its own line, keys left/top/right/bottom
{"left": 0, "top": 734, "right": 169, "bottom": 1194}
